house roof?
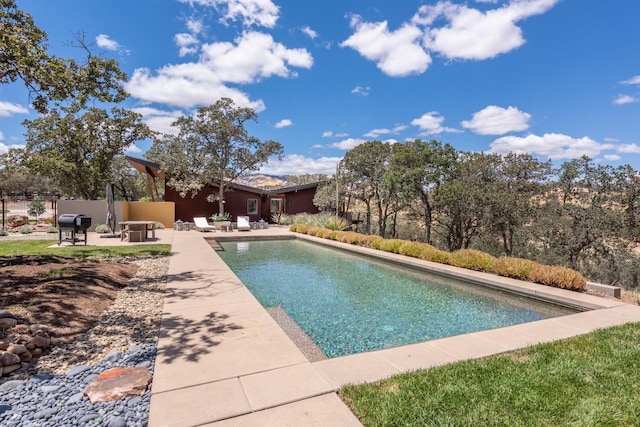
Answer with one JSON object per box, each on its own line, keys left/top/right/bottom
{"left": 125, "top": 156, "right": 165, "bottom": 180}
{"left": 125, "top": 156, "right": 325, "bottom": 194}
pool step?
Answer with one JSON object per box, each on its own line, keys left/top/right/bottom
{"left": 207, "top": 240, "right": 224, "bottom": 251}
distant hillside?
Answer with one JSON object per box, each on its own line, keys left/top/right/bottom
{"left": 235, "top": 174, "right": 289, "bottom": 189}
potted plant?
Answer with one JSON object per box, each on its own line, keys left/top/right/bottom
{"left": 210, "top": 212, "right": 232, "bottom": 231}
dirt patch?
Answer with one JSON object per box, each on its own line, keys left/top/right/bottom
{"left": 1, "top": 256, "right": 138, "bottom": 343}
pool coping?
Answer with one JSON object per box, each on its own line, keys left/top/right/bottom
{"left": 148, "top": 228, "right": 640, "bottom": 426}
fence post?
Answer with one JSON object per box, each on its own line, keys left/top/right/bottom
{"left": 1, "top": 198, "right": 5, "bottom": 231}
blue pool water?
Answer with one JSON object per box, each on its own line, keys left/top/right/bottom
{"left": 216, "top": 239, "right": 576, "bottom": 358}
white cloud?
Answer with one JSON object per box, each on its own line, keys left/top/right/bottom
{"left": 411, "top": 111, "right": 459, "bottom": 135}
{"left": 461, "top": 105, "right": 531, "bottom": 135}
{"left": 614, "top": 94, "right": 636, "bottom": 105}
{"left": 200, "top": 31, "right": 312, "bottom": 83}
{"left": 301, "top": 26, "right": 317, "bottom": 39}
{"left": 125, "top": 31, "right": 312, "bottom": 110}
{"left": 342, "top": 0, "right": 559, "bottom": 76}
{"left": 131, "top": 107, "right": 185, "bottom": 135}
{"left": 604, "top": 154, "right": 621, "bottom": 161}
{"left": 351, "top": 86, "right": 371, "bottom": 96}
{"left": 274, "top": 119, "right": 292, "bottom": 128}
{"left": 489, "top": 133, "right": 614, "bottom": 160}
{"left": 96, "top": 34, "right": 121, "bottom": 51}
{"left": 618, "top": 143, "right": 640, "bottom": 154}
{"left": 180, "top": 0, "right": 280, "bottom": 28}
{"left": 259, "top": 154, "right": 341, "bottom": 176}
{"left": 341, "top": 16, "right": 431, "bottom": 77}
{"left": 186, "top": 18, "right": 204, "bottom": 34}
{"left": 620, "top": 75, "right": 640, "bottom": 85}
{"left": 322, "top": 131, "right": 348, "bottom": 138}
{"left": 415, "top": 0, "right": 560, "bottom": 60}
{"left": 364, "top": 125, "right": 407, "bottom": 138}
{"left": 125, "top": 144, "right": 143, "bottom": 154}
{"left": 175, "top": 33, "right": 200, "bottom": 57}
{"left": 603, "top": 137, "right": 619, "bottom": 143}
{"left": 0, "top": 101, "right": 29, "bottom": 117}
{"left": 330, "top": 137, "right": 367, "bottom": 150}
{"left": 0, "top": 141, "right": 24, "bottom": 155}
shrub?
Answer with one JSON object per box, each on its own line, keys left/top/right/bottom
{"left": 290, "top": 224, "right": 308, "bottom": 233}
{"left": 378, "top": 239, "right": 405, "bottom": 254}
{"left": 292, "top": 213, "right": 313, "bottom": 225}
{"left": 329, "top": 230, "right": 339, "bottom": 240}
{"left": 398, "top": 242, "right": 428, "bottom": 258}
{"left": 155, "top": 222, "right": 165, "bottom": 229}
{"left": 449, "top": 249, "right": 496, "bottom": 272}
{"left": 27, "top": 201, "right": 46, "bottom": 220}
{"left": 336, "top": 231, "right": 362, "bottom": 244}
{"left": 45, "top": 226, "right": 57, "bottom": 233}
{"left": 19, "top": 225, "right": 33, "bottom": 234}
{"left": 0, "top": 229, "right": 7, "bottom": 236}
{"left": 324, "top": 216, "right": 348, "bottom": 231}
{"left": 321, "top": 229, "right": 333, "bottom": 239}
{"left": 356, "top": 234, "right": 382, "bottom": 248}
{"left": 95, "top": 224, "right": 111, "bottom": 233}
{"left": 529, "top": 265, "right": 587, "bottom": 291}
{"left": 492, "top": 257, "right": 540, "bottom": 280}
{"left": 306, "top": 226, "right": 322, "bottom": 236}
{"left": 420, "top": 248, "right": 451, "bottom": 264}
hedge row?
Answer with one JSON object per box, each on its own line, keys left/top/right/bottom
{"left": 289, "top": 224, "right": 586, "bottom": 291}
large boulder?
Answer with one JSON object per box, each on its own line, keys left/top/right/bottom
{"left": 7, "top": 215, "right": 28, "bottom": 228}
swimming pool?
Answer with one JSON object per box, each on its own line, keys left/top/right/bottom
{"left": 215, "top": 239, "right": 577, "bottom": 358}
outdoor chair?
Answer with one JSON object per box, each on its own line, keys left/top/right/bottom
{"left": 237, "top": 216, "right": 251, "bottom": 231}
{"left": 193, "top": 217, "right": 216, "bottom": 232}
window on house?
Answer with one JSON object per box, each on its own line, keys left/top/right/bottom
{"left": 247, "top": 198, "right": 258, "bottom": 215}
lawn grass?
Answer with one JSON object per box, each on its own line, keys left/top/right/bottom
{"left": 340, "top": 322, "right": 640, "bottom": 426}
{"left": 0, "top": 239, "right": 171, "bottom": 258}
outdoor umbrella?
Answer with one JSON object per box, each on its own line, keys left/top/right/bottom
{"left": 106, "top": 182, "right": 117, "bottom": 235}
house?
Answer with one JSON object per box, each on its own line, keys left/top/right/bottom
{"left": 126, "top": 156, "right": 322, "bottom": 223}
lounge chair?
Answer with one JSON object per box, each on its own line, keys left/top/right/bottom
{"left": 193, "top": 217, "right": 216, "bottom": 232}
{"left": 237, "top": 216, "right": 251, "bottom": 231}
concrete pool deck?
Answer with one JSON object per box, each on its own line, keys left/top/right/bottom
{"left": 146, "top": 227, "right": 640, "bottom": 426}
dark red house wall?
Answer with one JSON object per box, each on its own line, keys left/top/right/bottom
{"left": 165, "top": 184, "right": 319, "bottom": 223}
{"left": 165, "top": 186, "right": 264, "bottom": 222}
{"left": 283, "top": 187, "right": 319, "bottom": 215}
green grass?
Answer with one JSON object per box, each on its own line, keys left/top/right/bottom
{"left": 340, "top": 323, "right": 640, "bottom": 427}
{"left": 0, "top": 240, "right": 171, "bottom": 258}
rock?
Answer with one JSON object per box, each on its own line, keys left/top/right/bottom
{"left": 0, "top": 351, "right": 21, "bottom": 366}
{"left": 29, "top": 324, "right": 50, "bottom": 334}
{"left": 0, "top": 380, "right": 25, "bottom": 391}
{"left": 20, "top": 351, "right": 33, "bottom": 362}
{"left": 83, "top": 367, "right": 152, "bottom": 404}
{"left": 0, "top": 318, "right": 17, "bottom": 330}
{"left": 108, "top": 416, "right": 127, "bottom": 427}
{"left": 7, "top": 215, "right": 28, "bottom": 228}
{"left": 7, "top": 344, "right": 27, "bottom": 355}
{"left": 28, "top": 334, "right": 50, "bottom": 348}
{"left": 14, "top": 324, "right": 29, "bottom": 334}
{"left": 30, "top": 348, "right": 43, "bottom": 357}
{"left": 2, "top": 364, "right": 21, "bottom": 375}
{"left": 0, "top": 310, "right": 16, "bottom": 319}
{"left": 68, "top": 365, "right": 91, "bottom": 376}
{"left": 25, "top": 343, "right": 35, "bottom": 350}
{"left": 0, "top": 342, "right": 9, "bottom": 351}
{"left": 67, "top": 392, "right": 85, "bottom": 405}
{"left": 103, "top": 350, "right": 123, "bottom": 363}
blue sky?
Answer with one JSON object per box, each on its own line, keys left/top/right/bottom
{"left": 2, "top": 0, "right": 640, "bottom": 175}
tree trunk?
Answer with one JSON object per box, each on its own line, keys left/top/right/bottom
{"left": 218, "top": 180, "right": 225, "bottom": 213}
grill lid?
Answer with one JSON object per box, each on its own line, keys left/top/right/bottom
{"left": 58, "top": 214, "right": 92, "bottom": 229}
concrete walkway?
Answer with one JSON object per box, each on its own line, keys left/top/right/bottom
{"left": 146, "top": 227, "right": 640, "bottom": 426}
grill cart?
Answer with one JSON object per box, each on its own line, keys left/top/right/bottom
{"left": 58, "top": 214, "right": 91, "bottom": 245}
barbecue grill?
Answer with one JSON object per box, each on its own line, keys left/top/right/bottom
{"left": 58, "top": 213, "right": 91, "bottom": 245}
